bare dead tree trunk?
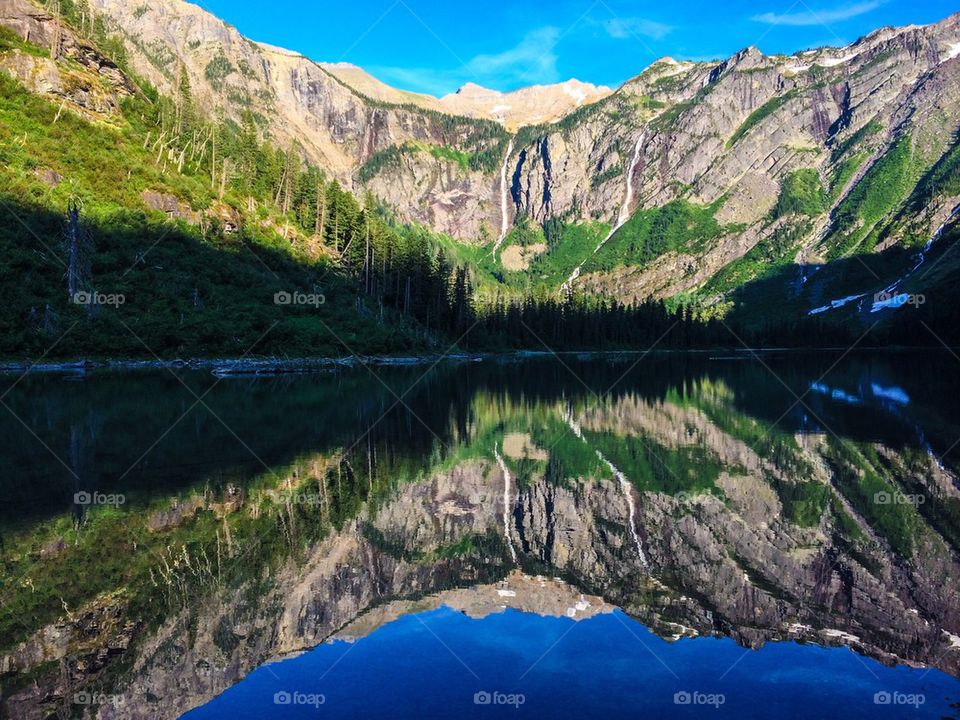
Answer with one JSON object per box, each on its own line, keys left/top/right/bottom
{"left": 317, "top": 184, "right": 327, "bottom": 240}
{"left": 274, "top": 164, "right": 287, "bottom": 207}
{"left": 173, "top": 60, "right": 185, "bottom": 136}
{"left": 49, "top": 0, "right": 61, "bottom": 61}
{"left": 364, "top": 219, "right": 370, "bottom": 295}
{"left": 64, "top": 201, "right": 91, "bottom": 302}
{"left": 219, "top": 158, "right": 229, "bottom": 200}
{"left": 210, "top": 128, "right": 217, "bottom": 190}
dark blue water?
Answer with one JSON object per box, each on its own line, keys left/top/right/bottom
{"left": 182, "top": 607, "right": 960, "bottom": 719}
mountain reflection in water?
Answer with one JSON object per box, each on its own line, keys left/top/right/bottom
{"left": 2, "top": 352, "right": 959, "bottom": 718}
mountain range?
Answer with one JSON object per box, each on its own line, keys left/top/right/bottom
{"left": 2, "top": 0, "right": 960, "bottom": 352}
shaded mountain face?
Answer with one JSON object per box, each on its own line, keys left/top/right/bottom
{"left": 2, "top": 355, "right": 960, "bottom": 718}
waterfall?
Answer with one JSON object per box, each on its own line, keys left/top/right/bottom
{"left": 562, "top": 409, "right": 647, "bottom": 567}
{"left": 494, "top": 445, "right": 518, "bottom": 563}
{"left": 598, "top": 455, "right": 648, "bottom": 567}
{"left": 493, "top": 140, "right": 515, "bottom": 259}
{"left": 562, "top": 131, "right": 645, "bottom": 293}
{"left": 614, "top": 134, "right": 645, "bottom": 231}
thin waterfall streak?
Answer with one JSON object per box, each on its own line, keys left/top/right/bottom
{"left": 563, "top": 131, "right": 645, "bottom": 292}
{"left": 563, "top": 410, "right": 647, "bottom": 567}
{"left": 493, "top": 140, "right": 515, "bottom": 259}
{"left": 616, "top": 133, "right": 645, "bottom": 229}
{"left": 495, "top": 445, "right": 518, "bottom": 563}
{"left": 598, "top": 453, "right": 648, "bottom": 567}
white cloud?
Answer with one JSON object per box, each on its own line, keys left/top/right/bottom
{"left": 369, "top": 29, "right": 562, "bottom": 96}
{"left": 752, "top": 1, "right": 884, "bottom": 27}
{"left": 368, "top": 29, "right": 563, "bottom": 95}
{"left": 366, "top": 66, "right": 461, "bottom": 97}
{"left": 602, "top": 17, "right": 674, "bottom": 41}
{"left": 465, "top": 27, "right": 562, "bottom": 86}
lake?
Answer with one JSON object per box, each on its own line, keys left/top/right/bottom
{"left": 2, "top": 351, "right": 960, "bottom": 718}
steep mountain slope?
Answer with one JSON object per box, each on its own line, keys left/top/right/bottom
{"left": 0, "top": 0, "right": 492, "bottom": 360}
{"left": 316, "top": 61, "right": 441, "bottom": 108}
{"left": 319, "top": 62, "right": 611, "bottom": 130}
{"left": 436, "top": 78, "right": 611, "bottom": 129}
{"left": 4, "top": 0, "right": 960, "bottom": 338}
{"left": 78, "top": 0, "right": 960, "bottom": 324}
{"left": 81, "top": 0, "right": 512, "bottom": 240}
{"left": 498, "top": 22, "right": 960, "bottom": 308}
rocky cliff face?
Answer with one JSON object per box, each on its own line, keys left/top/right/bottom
{"left": 73, "top": 0, "right": 960, "bottom": 306}
{"left": 513, "top": 22, "right": 960, "bottom": 300}
{"left": 77, "top": 0, "right": 510, "bottom": 240}
{"left": 0, "top": 0, "right": 134, "bottom": 116}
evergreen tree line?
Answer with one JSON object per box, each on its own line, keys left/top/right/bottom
{"left": 468, "top": 296, "right": 710, "bottom": 350}
{"left": 466, "top": 296, "right": 880, "bottom": 351}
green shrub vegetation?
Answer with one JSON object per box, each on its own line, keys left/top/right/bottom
{"left": 910, "top": 135, "right": 960, "bottom": 211}
{"left": 586, "top": 430, "right": 725, "bottom": 496}
{"left": 824, "top": 438, "right": 922, "bottom": 557}
{"left": 0, "top": 42, "right": 473, "bottom": 359}
{"left": 775, "top": 481, "right": 829, "bottom": 527}
{"left": 727, "top": 91, "right": 798, "bottom": 149}
{"left": 828, "top": 135, "right": 916, "bottom": 257}
{"left": 591, "top": 163, "right": 625, "bottom": 188}
{"left": 583, "top": 200, "right": 725, "bottom": 274}
{"left": 703, "top": 220, "right": 811, "bottom": 296}
{"left": 0, "top": 25, "right": 49, "bottom": 57}
{"left": 770, "top": 169, "right": 827, "bottom": 219}
{"left": 357, "top": 141, "right": 473, "bottom": 182}
{"left": 830, "top": 118, "right": 882, "bottom": 165}
{"left": 204, "top": 52, "right": 235, "bottom": 90}
{"left": 829, "top": 150, "right": 869, "bottom": 200}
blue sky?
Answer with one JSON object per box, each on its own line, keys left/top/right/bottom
{"left": 197, "top": 0, "right": 959, "bottom": 95}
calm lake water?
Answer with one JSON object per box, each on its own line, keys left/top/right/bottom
{"left": 2, "top": 352, "right": 960, "bottom": 719}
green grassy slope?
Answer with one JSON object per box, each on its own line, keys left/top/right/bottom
{"left": 0, "top": 56, "right": 449, "bottom": 358}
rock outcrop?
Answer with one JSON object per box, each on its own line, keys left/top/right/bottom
{"left": 0, "top": 0, "right": 134, "bottom": 115}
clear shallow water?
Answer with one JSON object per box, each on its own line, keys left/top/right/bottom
{"left": 3, "top": 351, "right": 960, "bottom": 718}
{"left": 183, "top": 607, "right": 959, "bottom": 719}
